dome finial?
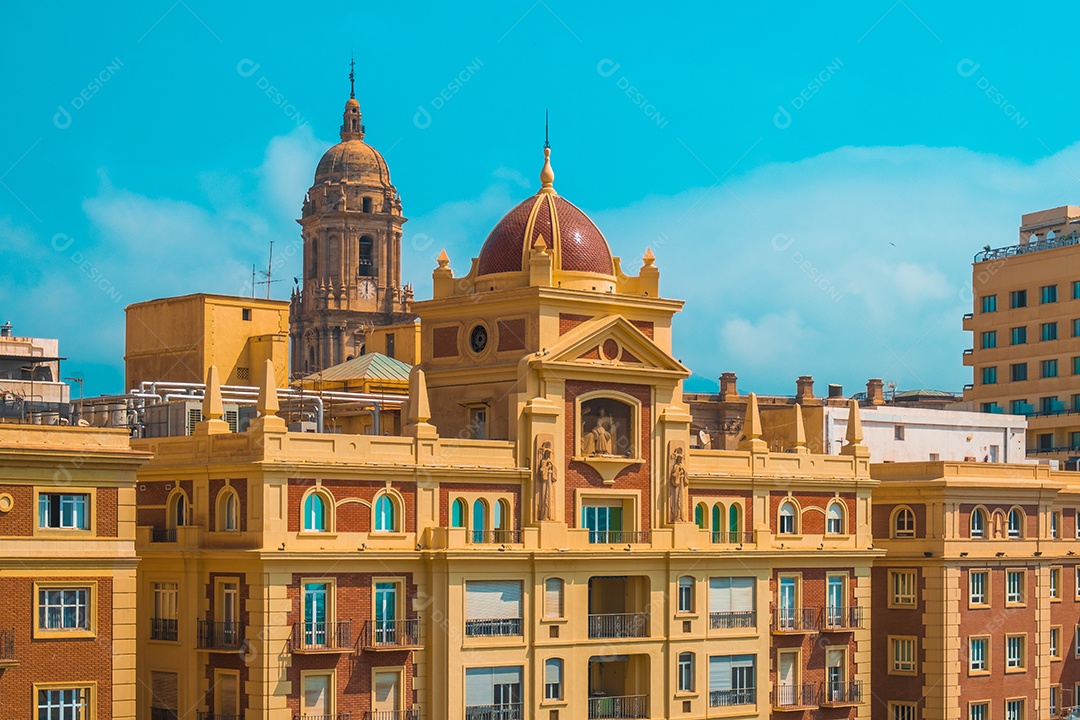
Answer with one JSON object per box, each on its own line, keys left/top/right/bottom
{"left": 349, "top": 53, "right": 356, "bottom": 99}
{"left": 539, "top": 111, "right": 556, "bottom": 195}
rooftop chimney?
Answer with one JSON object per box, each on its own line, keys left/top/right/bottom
{"left": 795, "top": 376, "right": 814, "bottom": 402}
{"left": 0, "top": 322, "right": 11, "bottom": 338}
{"left": 827, "top": 384, "right": 844, "bottom": 398}
{"left": 719, "top": 372, "right": 738, "bottom": 401}
{"left": 866, "top": 378, "right": 886, "bottom": 405}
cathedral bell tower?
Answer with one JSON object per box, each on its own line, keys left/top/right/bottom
{"left": 289, "top": 64, "right": 416, "bottom": 375}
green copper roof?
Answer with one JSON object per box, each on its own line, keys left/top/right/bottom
{"left": 306, "top": 352, "right": 412, "bottom": 383}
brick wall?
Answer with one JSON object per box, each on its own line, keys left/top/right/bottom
{"left": 872, "top": 503, "right": 927, "bottom": 539}
{"left": 438, "top": 483, "right": 521, "bottom": 528}
{"left": 0, "top": 484, "right": 34, "bottom": 536}
{"left": 870, "top": 565, "right": 927, "bottom": 720}
{"left": 769, "top": 492, "right": 856, "bottom": 535}
{"left": 287, "top": 479, "right": 417, "bottom": 533}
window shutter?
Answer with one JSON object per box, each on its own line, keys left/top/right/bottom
{"left": 466, "top": 581, "right": 523, "bottom": 620}
{"left": 465, "top": 667, "right": 493, "bottom": 706}
{"left": 709, "top": 578, "right": 731, "bottom": 613}
{"left": 544, "top": 579, "right": 563, "bottom": 618}
{"left": 545, "top": 660, "right": 562, "bottom": 685}
{"left": 150, "top": 671, "right": 178, "bottom": 711}
{"left": 731, "top": 578, "right": 754, "bottom": 612}
{"left": 492, "top": 666, "right": 522, "bottom": 686}
{"left": 709, "top": 656, "right": 730, "bottom": 691}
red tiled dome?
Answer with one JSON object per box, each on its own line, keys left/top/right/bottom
{"left": 476, "top": 193, "right": 615, "bottom": 276}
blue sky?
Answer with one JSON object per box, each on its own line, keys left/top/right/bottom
{"left": 3, "top": 1, "right": 1080, "bottom": 397}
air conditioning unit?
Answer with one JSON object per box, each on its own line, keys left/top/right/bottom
{"left": 288, "top": 421, "right": 317, "bottom": 433}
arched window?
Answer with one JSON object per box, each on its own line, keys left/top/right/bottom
{"left": 167, "top": 490, "right": 187, "bottom": 529}
{"left": 779, "top": 500, "right": 798, "bottom": 535}
{"left": 1008, "top": 508, "right": 1023, "bottom": 539}
{"left": 472, "top": 499, "right": 487, "bottom": 543}
{"left": 450, "top": 498, "right": 466, "bottom": 529}
{"left": 495, "top": 499, "right": 510, "bottom": 531}
{"left": 544, "top": 658, "right": 564, "bottom": 701}
{"left": 359, "top": 236, "right": 374, "bottom": 276}
{"left": 728, "top": 504, "right": 742, "bottom": 538}
{"left": 303, "top": 491, "right": 328, "bottom": 532}
{"left": 970, "top": 507, "right": 986, "bottom": 538}
{"left": 677, "top": 576, "right": 694, "bottom": 613}
{"left": 678, "top": 651, "right": 695, "bottom": 692}
{"left": 694, "top": 503, "right": 707, "bottom": 529}
{"left": 310, "top": 238, "right": 318, "bottom": 279}
{"left": 374, "top": 493, "right": 397, "bottom": 533}
{"left": 217, "top": 489, "right": 239, "bottom": 532}
{"left": 826, "top": 501, "right": 845, "bottom": 535}
{"left": 712, "top": 505, "right": 723, "bottom": 535}
{"left": 893, "top": 506, "right": 915, "bottom": 538}
{"left": 544, "top": 578, "right": 564, "bottom": 619}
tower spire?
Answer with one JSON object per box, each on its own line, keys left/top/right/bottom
{"left": 539, "top": 110, "right": 555, "bottom": 195}
{"left": 349, "top": 54, "right": 356, "bottom": 99}
{"left": 544, "top": 108, "right": 549, "bottom": 149}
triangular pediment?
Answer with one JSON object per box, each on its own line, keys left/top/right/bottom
{"left": 534, "top": 314, "right": 690, "bottom": 377}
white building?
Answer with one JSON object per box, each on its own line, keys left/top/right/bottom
{"left": 0, "top": 321, "right": 70, "bottom": 422}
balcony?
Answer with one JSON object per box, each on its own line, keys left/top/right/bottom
{"left": 820, "top": 606, "right": 863, "bottom": 631}
{"left": 151, "top": 710, "right": 178, "bottom": 720}
{"left": 771, "top": 682, "right": 818, "bottom": 710}
{"left": 196, "top": 620, "right": 244, "bottom": 651}
{"left": 709, "top": 688, "right": 756, "bottom": 707}
{"left": 150, "top": 617, "right": 178, "bottom": 642}
{"left": 820, "top": 680, "right": 863, "bottom": 707}
{"left": 293, "top": 715, "right": 352, "bottom": 720}
{"left": 292, "top": 621, "right": 353, "bottom": 653}
{"left": 772, "top": 608, "right": 819, "bottom": 634}
{"left": 0, "top": 628, "right": 16, "bottom": 667}
{"left": 362, "top": 619, "right": 421, "bottom": 650}
{"left": 587, "top": 530, "right": 650, "bottom": 545}
{"left": 588, "top": 694, "right": 648, "bottom": 719}
{"left": 710, "top": 530, "right": 754, "bottom": 545}
{"left": 464, "top": 704, "right": 522, "bottom": 720}
{"left": 464, "top": 618, "right": 522, "bottom": 637}
{"left": 588, "top": 612, "right": 649, "bottom": 639}
{"left": 196, "top": 714, "right": 240, "bottom": 720}
{"left": 975, "top": 233, "right": 1080, "bottom": 263}
{"left": 150, "top": 527, "right": 177, "bottom": 543}
{"left": 364, "top": 712, "right": 419, "bottom": 720}
{"left": 709, "top": 610, "right": 756, "bottom": 630}
{"left": 468, "top": 530, "right": 523, "bottom": 545}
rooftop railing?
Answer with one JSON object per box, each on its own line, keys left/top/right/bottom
{"left": 975, "top": 233, "right": 1080, "bottom": 262}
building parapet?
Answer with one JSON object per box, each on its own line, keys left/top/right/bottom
{"left": 974, "top": 232, "right": 1080, "bottom": 262}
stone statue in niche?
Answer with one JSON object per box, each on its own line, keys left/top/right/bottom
{"left": 535, "top": 440, "right": 557, "bottom": 521}
{"left": 668, "top": 446, "right": 689, "bottom": 523}
{"left": 580, "top": 398, "right": 631, "bottom": 457}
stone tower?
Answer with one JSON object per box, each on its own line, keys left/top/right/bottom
{"left": 289, "top": 79, "right": 416, "bottom": 375}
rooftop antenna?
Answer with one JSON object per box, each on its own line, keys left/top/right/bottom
{"left": 544, "top": 108, "right": 550, "bottom": 149}
{"left": 349, "top": 54, "right": 356, "bottom": 99}
{"left": 257, "top": 240, "right": 284, "bottom": 299}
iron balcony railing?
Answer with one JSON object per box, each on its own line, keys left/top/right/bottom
{"left": 363, "top": 618, "right": 420, "bottom": 649}
{"left": 588, "top": 694, "right": 648, "bottom": 719}
{"left": 772, "top": 608, "right": 819, "bottom": 633}
{"left": 463, "top": 704, "right": 522, "bottom": 720}
{"left": 0, "top": 628, "right": 15, "bottom": 662}
{"left": 151, "top": 527, "right": 177, "bottom": 543}
{"left": 709, "top": 688, "right": 756, "bottom": 707}
{"left": 150, "top": 617, "right": 178, "bottom": 641}
{"left": 772, "top": 682, "right": 818, "bottom": 708}
{"left": 196, "top": 714, "right": 240, "bottom": 720}
{"left": 468, "top": 530, "right": 523, "bottom": 545}
{"left": 709, "top": 610, "right": 756, "bottom": 629}
{"left": 588, "top": 612, "right": 649, "bottom": 638}
{"left": 364, "top": 711, "right": 419, "bottom": 720}
{"left": 586, "top": 530, "right": 650, "bottom": 545}
{"left": 464, "top": 618, "right": 522, "bottom": 637}
{"left": 821, "top": 606, "right": 863, "bottom": 631}
{"left": 975, "top": 233, "right": 1080, "bottom": 262}
{"left": 821, "top": 679, "right": 863, "bottom": 706}
{"left": 293, "top": 715, "right": 352, "bottom": 720}
{"left": 710, "top": 530, "right": 754, "bottom": 545}
{"left": 151, "top": 709, "right": 178, "bottom": 720}
{"left": 293, "top": 621, "right": 352, "bottom": 651}
{"left": 196, "top": 620, "right": 244, "bottom": 650}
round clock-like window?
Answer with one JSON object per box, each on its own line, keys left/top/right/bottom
{"left": 469, "top": 324, "right": 489, "bottom": 354}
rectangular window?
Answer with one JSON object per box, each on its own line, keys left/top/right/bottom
{"left": 1005, "top": 635, "right": 1025, "bottom": 669}
{"left": 969, "top": 571, "right": 987, "bottom": 605}
{"left": 891, "top": 570, "right": 916, "bottom": 607}
{"left": 1042, "top": 360, "right": 1059, "bottom": 378}
{"left": 1043, "top": 322, "right": 1059, "bottom": 341}
{"left": 1042, "top": 285, "right": 1058, "bottom": 304}
{"left": 1006, "top": 699, "right": 1024, "bottom": 720}
{"left": 1041, "top": 396, "right": 1059, "bottom": 413}
{"left": 582, "top": 503, "right": 625, "bottom": 543}
{"left": 1010, "top": 363, "right": 1028, "bottom": 382}
{"left": 467, "top": 406, "right": 487, "bottom": 440}
{"left": 465, "top": 666, "right": 522, "bottom": 712}
{"left": 708, "top": 654, "right": 756, "bottom": 707}
{"left": 1051, "top": 568, "right": 1061, "bottom": 599}
{"left": 890, "top": 636, "right": 916, "bottom": 674}
{"left": 1010, "top": 399, "right": 1029, "bottom": 415}
{"left": 708, "top": 577, "right": 756, "bottom": 628}
{"left": 1074, "top": 358, "right": 1080, "bottom": 376}
{"left": 1076, "top": 625, "right": 1080, "bottom": 658}
{"left": 1011, "top": 326, "right": 1027, "bottom": 345}
{"left": 970, "top": 703, "right": 988, "bottom": 720}
{"left": 1052, "top": 512, "right": 1061, "bottom": 538}
{"left": 152, "top": 582, "right": 179, "bottom": 641}
{"left": 1039, "top": 433, "right": 1054, "bottom": 451}
{"left": 678, "top": 653, "right": 695, "bottom": 692}
{"left": 1006, "top": 570, "right": 1024, "bottom": 605}
{"left": 543, "top": 578, "right": 563, "bottom": 619}
{"left": 981, "top": 331, "right": 997, "bottom": 349}
{"left": 1051, "top": 627, "right": 1061, "bottom": 659}
{"left": 38, "top": 493, "right": 89, "bottom": 530}
{"left": 1074, "top": 280, "right": 1080, "bottom": 299}
{"left": 38, "top": 588, "right": 89, "bottom": 631}
{"left": 214, "top": 671, "right": 239, "bottom": 717}
{"left": 982, "top": 295, "right": 997, "bottom": 313}
{"left": 981, "top": 367, "right": 997, "bottom": 385}
{"left": 1051, "top": 686, "right": 1060, "bottom": 717}
{"left": 892, "top": 703, "right": 917, "bottom": 720}
{"left": 464, "top": 580, "right": 523, "bottom": 636}
{"left": 1073, "top": 319, "right": 1080, "bottom": 338}
{"left": 894, "top": 425, "right": 905, "bottom": 441}
{"left": 969, "top": 636, "right": 988, "bottom": 672}
{"left": 241, "top": 308, "right": 252, "bottom": 321}
{"left": 544, "top": 660, "right": 562, "bottom": 700}
{"left": 302, "top": 673, "right": 332, "bottom": 717}
{"left": 678, "top": 576, "right": 694, "bottom": 614}
{"left": 1010, "top": 290, "right": 1027, "bottom": 308}
{"left": 37, "top": 688, "right": 90, "bottom": 720}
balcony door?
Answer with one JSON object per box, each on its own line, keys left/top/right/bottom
{"left": 375, "top": 582, "right": 398, "bottom": 643}
{"left": 304, "top": 583, "right": 328, "bottom": 647}
{"left": 220, "top": 581, "right": 239, "bottom": 646}
{"left": 373, "top": 671, "right": 400, "bottom": 714}
{"left": 777, "top": 651, "right": 797, "bottom": 704}
{"left": 826, "top": 649, "right": 844, "bottom": 701}
{"left": 583, "top": 504, "right": 622, "bottom": 542}
{"left": 778, "top": 577, "right": 796, "bottom": 630}
{"left": 826, "top": 576, "right": 844, "bottom": 627}
{"left": 302, "top": 673, "right": 331, "bottom": 717}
